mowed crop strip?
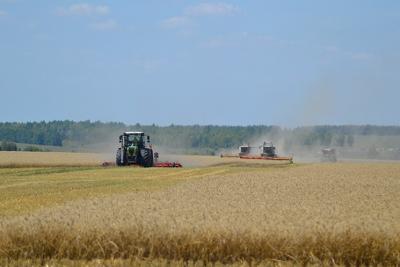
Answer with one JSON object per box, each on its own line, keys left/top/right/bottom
{"left": 1, "top": 162, "right": 400, "bottom": 265}
{"left": 0, "top": 165, "right": 234, "bottom": 217}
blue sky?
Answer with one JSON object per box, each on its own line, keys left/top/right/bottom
{"left": 0, "top": 0, "right": 399, "bottom": 126}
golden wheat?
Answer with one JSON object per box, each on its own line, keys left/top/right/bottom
{"left": 1, "top": 162, "right": 400, "bottom": 265}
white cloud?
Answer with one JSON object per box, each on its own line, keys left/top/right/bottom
{"left": 201, "top": 38, "right": 225, "bottom": 48}
{"left": 89, "top": 19, "right": 117, "bottom": 31}
{"left": 324, "top": 45, "right": 374, "bottom": 61}
{"left": 324, "top": 45, "right": 339, "bottom": 53}
{"left": 57, "top": 3, "right": 109, "bottom": 16}
{"left": 184, "top": 3, "right": 238, "bottom": 16}
{"left": 200, "top": 32, "right": 249, "bottom": 48}
{"left": 132, "top": 59, "right": 166, "bottom": 72}
{"left": 0, "top": 10, "right": 7, "bottom": 16}
{"left": 350, "top": 52, "right": 373, "bottom": 61}
{"left": 160, "top": 16, "right": 188, "bottom": 29}
{"left": 161, "top": 2, "right": 238, "bottom": 30}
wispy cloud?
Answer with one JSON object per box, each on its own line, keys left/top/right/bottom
{"left": 200, "top": 32, "right": 249, "bottom": 48}
{"left": 56, "top": 3, "right": 116, "bottom": 32}
{"left": 324, "top": 45, "right": 339, "bottom": 53}
{"left": 132, "top": 59, "right": 166, "bottom": 73}
{"left": 184, "top": 3, "right": 238, "bottom": 16}
{"left": 57, "top": 3, "right": 109, "bottom": 16}
{"left": 324, "top": 45, "right": 373, "bottom": 61}
{"left": 162, "top": 2, "right": 239, "bottom": 29}
{"left": 350, "top": 52, "right": 373, "bottom": 61}
{"left": 89, "top": 19, "right": 117, "bottom": 31}
{"left": 160, "top": 16, "right": 188, "bottom": 29}
{"left": 200, "top": 38, "right": 225, "bottom": 48}
{"left": 0, "top": 10, "right": 7, "bottom": 16}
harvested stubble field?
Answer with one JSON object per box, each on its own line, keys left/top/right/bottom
{"left": 0, "top": 152, "right": 400, "bottom": 266}
{"left": 0, "top": 151, "right": 106, "bottom": 167}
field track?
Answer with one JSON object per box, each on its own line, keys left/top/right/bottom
{"left": 0, "top": 152, "right": 400, "bottom": 265}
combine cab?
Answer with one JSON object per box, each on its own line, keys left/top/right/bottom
{"left": 238, "top": 145, "right": 252, "bottom": 156}
{"left": 260, "top": 142, "right": 277, "bottom": 157}
{"left": 321, "top": 148, "right": 337, "bottom": 162}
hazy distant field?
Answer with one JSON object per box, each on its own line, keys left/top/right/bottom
{"left": 0, "top": 152, "right": 400, "bottom": 266}
{"left": 0, "top": 151, "right": 286, "bottom": 167}
{"left": 0, "top": 151, "right": 106, "bottom": 167}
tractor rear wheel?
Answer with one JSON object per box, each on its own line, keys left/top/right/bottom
{"left": 116, "top": 148, "right": 123, "bottom": 166}
{"left": 140, "top": 148, "right": 154, "bottom": 167}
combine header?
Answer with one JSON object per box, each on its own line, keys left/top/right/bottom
{"left": 112, "top": 131, "right": 182, "bottom": 168}
{"left": 221, "top": 142, "right": 293, "bottom": 163}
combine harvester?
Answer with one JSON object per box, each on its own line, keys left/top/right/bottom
{"left": 221, "top": 141, "right": 293, "bottom": 163}
{"left": 103, "top": 131, "right": 182, "bottom": 168}
{"left": 320, "top": 148, "right": 337, "bottom": 162}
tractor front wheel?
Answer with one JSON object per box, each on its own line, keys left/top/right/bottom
{"left": 140, "top": 148, "right": 154, "bottom": 167}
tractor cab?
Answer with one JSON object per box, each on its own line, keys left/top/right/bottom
{"left": 119, "top": 132, "right": 150, "bottom": 148}
{"left": 260, "top": 142, "right": 277, "bottom": 157}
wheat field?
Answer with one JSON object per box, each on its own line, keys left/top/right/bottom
{"left": 0, "top": 152, "right": 400, "bottom": 266}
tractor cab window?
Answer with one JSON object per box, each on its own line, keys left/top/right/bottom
{"left": 127, "top": 135, "right": 141, "bottom": 144}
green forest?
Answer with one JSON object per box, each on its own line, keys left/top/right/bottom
{"left": 1, "top": 121, "right": 400, "bottom": 156}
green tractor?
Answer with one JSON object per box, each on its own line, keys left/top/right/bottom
{"left": 116, "top": 131, "right": 154, "bottom": 167}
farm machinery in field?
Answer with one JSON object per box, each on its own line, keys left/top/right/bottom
{"left": 320, "top": 148, "right": 337, "bottom": 162}
{"left": 221, "top": 141, "right": 293, "bottom": 163}
{"left": 114, "top": 131, "right": 182, "bottom": 168}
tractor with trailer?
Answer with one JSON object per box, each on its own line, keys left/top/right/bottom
{"left": 115, "top": 131, "right": 181, "bottom": 167}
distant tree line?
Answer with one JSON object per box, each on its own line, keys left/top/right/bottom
{"left": 0, "top": 121, "right": 399, "bottom": 154}
{"left": 0, "top": 141, "right": 17, "bottom": 151}
{"left": 0, "top": 141, "right": 48, "bottom": 152}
